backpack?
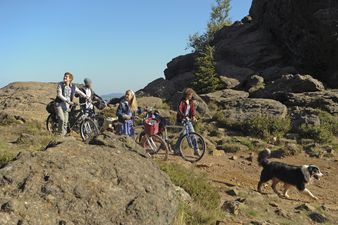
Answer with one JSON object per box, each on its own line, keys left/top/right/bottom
{"left": 46, "top": 100, "right": 56, "bottom": 114}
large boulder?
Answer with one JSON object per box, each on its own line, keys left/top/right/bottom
{"left": 219, "top": 76, "right": 241, "bottom": 89}
{"left": 289, "top": 107, "right": 322, "bottom": 131}
{"left": 218, "top": 98, "right": 288, "bottom": 121}
{"left": 164, "top": 54, "right": 195, "bottom": 80}
{"left": 200, "top": 89, "right": 249, "bottom": 105}
{"left": 0, "top": 136, "right": 178, "bottom": 225}
{"left": 251, "top": 74, "right": 325, "bottom": 98}
{"left": 169, "top": 72, "right": 195, "bottom": 91}
{"left": 137, "top": 96, "right": 164, "bottom": 109}
{"left": 158, "top": 0, "right": 338, "bottom": 92}
{"left": 137, "top": 78, "right": 176, "bottom": 100}
{"left": 250, "top": 0, "right": 338, "bottom": 86}
{"left": 282, "top": 90, "right": 338, "bottom": 115}
{"left": 0, "top": 82, "right": 56, "bottom": 123}
{"left": 213, "top": 23, "right": 285, "bottom": 78}
{"left": 216, "top": 62, "right": 255, "bottom": 83}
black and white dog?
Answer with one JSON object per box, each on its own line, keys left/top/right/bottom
{"left": 257, "top": 149, "right": 323, "bottom": 200}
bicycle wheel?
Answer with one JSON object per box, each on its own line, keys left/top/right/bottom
{"left": 178, "top": 132, "right": 206, "bottom": 163}
{"left": 46, "top": 114, "right": 58, "bottom": 134}
{"left": 80, "top": 118, "right": 100, "bottom": 142}
{"left": 142, "top": 135, "right": 168, "bottom": 161}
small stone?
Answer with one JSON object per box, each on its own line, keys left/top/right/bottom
{"left": 221, "top": 200, "right": 240, "bottom": 215}
{"left": 274, "top": 208, "right": 288, "bottom": 218}
{"left": 226, "top": 189, "right": 239, "bottom": 196}
{"left": 246, "top": 153, "right": 254, "bottom": 162}
{"left": 1, "top": 201, "right": 14, "bottom": 213}
{"left": 295, "top": 203, "right": 315, "bottom": 212}
{"left": 269, "top": 202, "right": 279, "bottom": 208}
{"left": 309, "top": 212, "right": 328, "bottom": 223}
{"left": 236, "top": 198, "right": 246, "bottom": 203}
{"left": 216, "top": 221, "right": 227, "bottom": 225}
{"left": 230, "top": 155, "right": 238, "bottom": 160}
{"left": 210, "top": 150, "right": 224, "bottom": 157}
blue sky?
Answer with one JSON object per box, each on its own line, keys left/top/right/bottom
{"left": 0, "top": 0, "right": 251, "bottom": 94}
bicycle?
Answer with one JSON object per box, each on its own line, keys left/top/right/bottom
{"left": 162, "top": 118, "right": 206, "bottom": 163}
{"left": 133, "top": 111, "right": 168, "bottom": 161}
{"left": 46, "top": 102, "right": 100, "bottom": 142}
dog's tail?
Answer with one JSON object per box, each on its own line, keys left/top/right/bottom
{"left": 258, "top": 148, "right": 271, "bottom": 167}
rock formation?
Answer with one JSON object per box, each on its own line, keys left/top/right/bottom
{"left": 0, "top": 82, "right": 56, "bottom": 123}
{"left": 140, "top": 0, "right": 338, "bottom": 98}
{"left": 0, "top": 135, "right": 178, "bottom": 225}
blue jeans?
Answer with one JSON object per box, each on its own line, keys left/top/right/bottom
{"left": 175, "top": 121, "right": 199, "bottom": 153}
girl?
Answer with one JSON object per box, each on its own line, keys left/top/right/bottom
{"left": 176, "top": 88, "right": 197, "bottom": 123}
{"left": 116, "top": 90, "right": 138, "bottom": 136}
{"left": 176, "top": 88, "right": 199, "bottom": 156}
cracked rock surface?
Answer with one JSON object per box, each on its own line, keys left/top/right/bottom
{"left": 0, "top": 136, "right": 178, "bottom": 225}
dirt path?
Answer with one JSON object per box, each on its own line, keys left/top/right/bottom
{"left": 166, "top": 151, "right": 338, "bottom": 224}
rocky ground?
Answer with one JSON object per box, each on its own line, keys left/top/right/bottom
{"left": 0, "top": 131, "right": 178, "bottom": 225}
{"left": 1, "top": 1, "right": 338, "bottom": 224}
{"left": 165, "top": 149, "right": 338, "bottom": 225}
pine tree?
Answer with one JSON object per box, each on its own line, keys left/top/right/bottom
{"left": 188, "top": 0, "right": 231, "bottom": 93}
{"left": 187, "top": 0, "right": 231, "bottom": 52}
{"left": 192, "top": 45, "right": 220, "bottom": 94}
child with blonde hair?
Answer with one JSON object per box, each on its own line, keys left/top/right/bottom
{"left": 116, "top": 90, "right": 138, "bottom": 136}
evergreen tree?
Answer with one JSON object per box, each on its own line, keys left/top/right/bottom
{"left": 188, "top": 0, "right": 231, "bottom": 93}
{"left": 187, "top": 0, "right": 231, "bottom": 52}
{"left": 192, "top": 45, "right": 220, "bottom": 94}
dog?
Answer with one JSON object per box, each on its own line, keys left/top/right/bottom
{"left": 257, "top": 149, "right": 323, "bottom": 200}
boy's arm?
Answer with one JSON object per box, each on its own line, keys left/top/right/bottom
{"left": 75, "top": 86, "right": 87, "bottom": 98}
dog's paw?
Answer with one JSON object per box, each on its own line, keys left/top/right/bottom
{"left": 312, "top": 196, "right": 319, "bottom": 201}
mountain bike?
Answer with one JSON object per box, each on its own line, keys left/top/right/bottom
{"left": 133, "top": 110, "right": 168, "bottom": 161}
{"left": 46, "top": 102, "right": 100, "bottom": 142}
{"left": 163, "top": 118, "right": 206, "bottom": 163}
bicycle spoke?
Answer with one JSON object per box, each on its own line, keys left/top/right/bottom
{"left": 179, "top": 132, "right": 205, "bottom": 163}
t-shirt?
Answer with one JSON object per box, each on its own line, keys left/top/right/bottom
{"left": 184, "top": 101, "right": 191, "bottom": 116}
{"left": 84, "top": 88, "right": 94, "bottom": 110}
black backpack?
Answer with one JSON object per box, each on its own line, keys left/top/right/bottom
{"left": 94, "top": 98, "right": 106, "bottom": 110}
{"left": 46, "top": 100, "right": 56, "bottom": 114}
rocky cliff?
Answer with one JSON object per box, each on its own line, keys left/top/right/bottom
{"left": 140, "top": 0, "right": 338, "bottom": 98}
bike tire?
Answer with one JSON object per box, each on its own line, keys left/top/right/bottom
{"left": 142, "top": 134, "right": 168, "bottom": 161}
{"left": 80, "top": 118, "right": 100, "bottom": 142}
{"left": 178, "top": 132, "right": 206, "bottom": 163}
{"left": 46, "top": 114, "right": 58, "bottom": 134}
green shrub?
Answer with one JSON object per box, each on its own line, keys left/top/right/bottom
{"left": 299, "top": 125, "right": 333, "bottom": 144}
{"left": 299, "top": 110, "right": 338, "bottom": 143}
{"left": 0, "top": 140, "right": 13, "bottom": 165}
{"left": 158, "top": 162, "right": 223, "bottom": 225}
{"left": 242, "top": 116, "right": 291, "bottom": 139}
{"left": 212, "top": 111, "right": 230, "bottom": 128}
{"left": 216, "top": 139, "right": 245, "bottom": 153}
{"left": 213, "top": 113, "right": 291, "bottom": 140}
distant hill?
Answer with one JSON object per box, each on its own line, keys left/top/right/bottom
{"left": 101, "top": 93, "right": 123, "bottom": 101}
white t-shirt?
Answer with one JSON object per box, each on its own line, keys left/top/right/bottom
{"left": 84, "top": 88, "right": 94, "bottom": 110}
